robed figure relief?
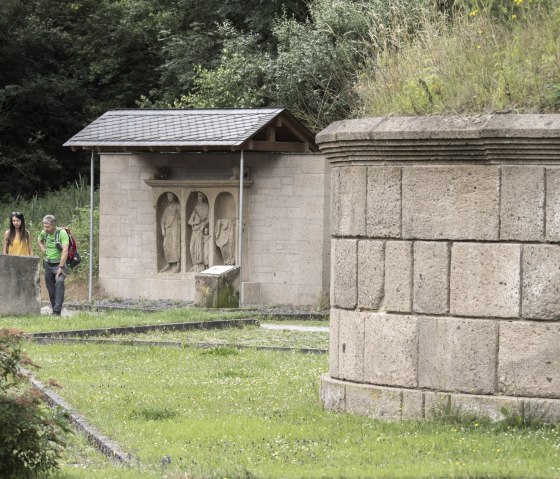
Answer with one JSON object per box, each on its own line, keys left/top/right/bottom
{"left": 160, "top": 193, "right": 181, "bottom": 273}
{"left": 215, "top": 218, "right": 237, "bottom": 265}
{"left": 188, "top": 192, "right": 209, "bottom": 272}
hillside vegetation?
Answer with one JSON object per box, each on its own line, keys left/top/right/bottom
{"left": 356, "top": 0, "right": 560, "bottom": 115}
{"left": 1, "top": 0, "right": 558, "bottom": 199}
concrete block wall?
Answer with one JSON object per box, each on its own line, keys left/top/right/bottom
{"left": 317, "top": 114, "right": 560, "bottom": 421}
{"left": 99, "top": 152, "right": 330, "bottom": 306}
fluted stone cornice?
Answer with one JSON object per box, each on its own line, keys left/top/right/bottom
{"left": 316, "top": 114, "right": 560, "bottom": 164}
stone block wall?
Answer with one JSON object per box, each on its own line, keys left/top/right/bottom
{"left": 99, "top": 151, "right": 330, "bottom": 306}
{"left": 0, "top": 255, "right": 41, "bottom": 315}
{"left": 317, "top": 114, "right": 560, "bottom": 421}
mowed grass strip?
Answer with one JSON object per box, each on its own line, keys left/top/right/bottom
{"left": 27, "top": 342, "right": 560, "bottom": 479}
{"left": 0, "top": 308, "right": 249, "bottom": 334}
{"left": 106, "top": 324, "right": 328, "bottom": 351}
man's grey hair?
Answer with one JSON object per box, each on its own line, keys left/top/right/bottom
{"left": 42, "top": 214, "right": 56, "bottom": 225}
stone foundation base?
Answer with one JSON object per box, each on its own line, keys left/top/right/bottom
{"left": 320, "top": 374, "right": 560, "bottom": 422}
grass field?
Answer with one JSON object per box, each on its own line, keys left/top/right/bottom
{"left": 0, "top": 308, "right": 250, "bottom": 334}
{"left": 24, "top": 338, "right": 560, "bottom": 479}
{"left": 104, "top": 324, "right": 328, "bottom": 351}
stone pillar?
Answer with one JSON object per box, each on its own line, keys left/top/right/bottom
{"left": 316, "top": 114, "right": 560, "bottom": 421}
{"left": 195, "top": 266, "right": 240, "bottom": 308}
{"left": 0, "top": 255, "right": 41, "bottom": 316}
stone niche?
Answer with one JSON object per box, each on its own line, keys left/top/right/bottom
{"left": 146, "top": 179, "right": 251, "bottom": 280}
{"left": 316, "top": 114, "right": 560, "bottom": 422}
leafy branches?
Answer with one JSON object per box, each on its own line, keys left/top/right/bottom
{"left": 0, "top": 329, "right": 70, "bottom": 478}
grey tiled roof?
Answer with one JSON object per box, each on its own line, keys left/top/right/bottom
{"left": 64, "top": 108, "right": 293, "bottom": 148}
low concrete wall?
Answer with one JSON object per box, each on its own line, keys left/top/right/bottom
{"left": 0, "top": 255, "right": 41, "bottom": 316}
{"left": 317, "top": 114, "right": 560, "bottom": 421}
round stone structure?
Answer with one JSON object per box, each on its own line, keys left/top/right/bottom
{"left": 316, "top": 114, "right": 560, "bottom": 421}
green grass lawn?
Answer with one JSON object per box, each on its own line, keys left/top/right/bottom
{"left": 0, "top": 308, "right": 250, "bottom": 334}
{"left": 26, "top": 341, "right": 560, "bottom": 479}
{"left": 104, "top": 324, "right": 328, "bottom": 351}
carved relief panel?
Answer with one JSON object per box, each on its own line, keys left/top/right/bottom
{"left": 156, "top": 192, "right": 181, "bottom": 273}
{"left": 186, "top": 191, "right": 210, "bottom": 272}
{"left": 214, "top": 192, "right": 237, "bottom": 265}
{"left": 147, "top": 179, "right": 252, "bottom": 278}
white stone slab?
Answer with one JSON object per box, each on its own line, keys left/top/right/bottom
{"left": 201, "top": 265, "right": 237, "bottom": 275}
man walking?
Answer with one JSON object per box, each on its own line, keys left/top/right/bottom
{"left": 38, "top": 215, "right": 68, "bottom": 316}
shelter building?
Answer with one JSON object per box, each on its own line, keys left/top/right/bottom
{"left": 64, "top": 108, "right": 330, "bottom": 306}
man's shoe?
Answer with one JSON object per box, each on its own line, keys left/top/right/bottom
{"left": 52, "top": 311, "right": 61, "bottom": 316}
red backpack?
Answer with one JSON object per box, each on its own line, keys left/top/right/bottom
{"left": 55, "top": 227, "right": 82, "bottom": 268}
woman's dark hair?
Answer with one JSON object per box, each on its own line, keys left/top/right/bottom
{"left": 7, "top": 211, "right": 30, "bottom": 249}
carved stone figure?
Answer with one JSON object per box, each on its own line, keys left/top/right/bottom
{"left": 188, "top": 192, "right": 209, "bottom": 272}
{"left": 160, "top": 193, "right": 180, "bottom": 273}
{"left": 215, "top": 218, "right": 237, "bottom": 265}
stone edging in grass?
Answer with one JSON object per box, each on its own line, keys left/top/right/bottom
{"left": 63, "top": 302, "right": 328, "bottom": 321}
{"left": 29, "top": 336, "right": 328, "bottom": 354}
{"left": 23, "top": 371, "right": 134, "bottom": 465}
{"left": 29, "top": 318, "right": 259, "bottom": 338}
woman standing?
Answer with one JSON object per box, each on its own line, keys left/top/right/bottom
{"left": 2, "top": 211, "right": 34, "bottom": 256}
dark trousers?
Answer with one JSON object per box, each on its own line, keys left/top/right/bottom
{"left": 44, "top": 262, "right": 67, "bottom": 314}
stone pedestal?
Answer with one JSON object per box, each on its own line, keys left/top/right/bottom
{"left": 0, "top": 255, "right": 41, "bottom": 316}
{"left": 317, "top": 114, "right": 560, "bottom": 422}
{"left": 195, "top": 265, "right": 240, "bottom": 308}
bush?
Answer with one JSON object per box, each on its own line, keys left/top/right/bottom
{"left": 167, "top": 0, "right": 441, "bottom": 132}
{"left": 0, "top": 329, "right": 70, "bottom": 478}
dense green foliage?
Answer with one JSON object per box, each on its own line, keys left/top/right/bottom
{"left": 0, "top": 329, "right": 70, "bottom": 478}
{"left": 0, "top": 0, "right": 307, "bottom": 198}
{"left": 0, "top": 178, "right": 99, "bottom": 280}
{"left": 1, "top": 0, "right": 558, "bottom": 199}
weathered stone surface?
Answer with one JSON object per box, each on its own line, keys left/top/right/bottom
{"left": 500, "top": 166, "right": 544, "bottom": 241}
{"left": 358, "top": 240, "right": 384, "bottom": 310}
{"left": 401, "top": 389, "right": 425, "bottom": 419}
{"left": 337, "top": 310, "right": 365, "bottom": 382}
{"left": 316, "top": 115, "right": 489, "bottom": 144}
{"left": 194, "top": 266, "right": 240, "bottom": 308}
{"left": 319, "top": 115, "right": 560, "bottom": 423}
{"left": 522, "top": 245, "right": 560, "bottom": 320}
{"left": 345, "top": 382, "right": 403, "bottom": 420}
{"left": 498, "top": 321, "right": 560, "bottom": 398}
{"left": 331, "top": 166, "right": 366, "bottom": 236}
{"left": 319, "top": 374, "right": 346, "bottom": 412}
{"left": 363, "top": 312, "right": 418, "bottom": 388}
{"left": 384, "top": 241, "right": 412, "bottom": 312}
{"left": 366, "top": 166, "right": 401, "bottom": 238}
{"left": 546, "top": 168, "right": 560, "bottom": 241}
{"left": 418, "top": 316, "right": 498, "bottom": 394}
{"left": 450, "top": 243, "right": 520, "bottom": 318}
{"left": 402, "top": 166, "right": 499, "bottom": 240}
{"left": 241, "top": 282, "right": 260, "bottom": 304}
{"left": 331, "top": 239, "right": 357, "bottom": 309}
{"left": 0, "top": 255, "right": 40, "bottom": 316}
{"left": 329, "top": 309, "right": 341, "bottom": 377}
{"left": 413, "top": 241, "right": 449, "bottom": 314}
{"left": 523, "top": 397, "right": 560, "bottom": 422}
{"left": 424, "top": 391, "right": 522, "bottom": 421}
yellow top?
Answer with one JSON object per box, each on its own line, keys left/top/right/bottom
{"left": 7, "top": 236, "right": 32, "bottom": 256}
